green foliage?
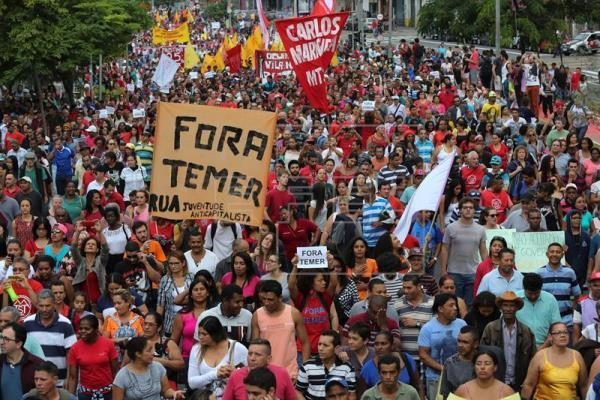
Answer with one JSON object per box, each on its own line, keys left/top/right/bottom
{"left": 417, "top": 0, "right": 574, "bottom": 49}
{"left": 204, "top": 0, "right": 228, "bottom": 20}
{"left": 0, "top": 0, "right": 152, "bottom": 85}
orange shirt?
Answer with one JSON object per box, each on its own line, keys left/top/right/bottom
{"left": 347, "top": 258, "right": 378, "bottom": 300}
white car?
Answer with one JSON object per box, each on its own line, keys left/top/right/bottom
{"left": 561, "top": 31, "right": 600, "bottom": 55}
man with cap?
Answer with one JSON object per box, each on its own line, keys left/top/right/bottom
{"left": 573, "top": 272, "right": 600, "bottom": 342}
{"left": 481, "top": 91, "right": 501, "bottom": 123}
{"left": 503, "top": 191, "right": 548, "bottom": 232}
{"left": 461, "top": 151, "right": 487, "bottom": 193}
{"left": 481, "top": 155, "right": 509, "bottom": 189}
{"left": 18, "top": 151, "right": 51, "bottom": 203}
{"left": 16, "top": 176, "right": 43, "bottom": 217}
{"left": 560, "top": 182, "right": 579, "bottom": 214}
{"left": 407, "top": 248, "right": 438, "bottom": 296}
{"left": 477, "top": 248, "right": 524, "bottom": 296}
{"left": 324, "top": 378, "right": 350, "bottom": 400}
{"left": 481, "top": 291, "right": 536, "bottom": 392}
{"left": 480, "top": 176, "right": 513, "bottom": 223}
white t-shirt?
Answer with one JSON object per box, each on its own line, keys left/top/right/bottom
{"left": 185, "top": 249, "right": 219, "bottom": 277}
{"left": 103, "top": 225, "right": 132, "bottom": 255}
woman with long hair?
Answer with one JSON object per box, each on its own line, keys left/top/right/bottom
{"left": 251, "top": 232, "right": 278, "bottom": 276}
{"left": 157, "top": 251, "right": 195, "bottom": 337}
{"left": 345, "top": 236, "right": 378, "bottom": 300}
{"left": 72, "top": 220, "right": 109, "bottom": 307}
{"left": 187, "top": 316, "right": 248, "bottom": 397}
{"left": 82, "top": 189, "right": 104, "bottom": 235}
{"left": 24, "top": 216, "right": 51, "bottom": 262}
{"left": 507, "top": 145, "right": 533, "bottom": 198}
{"left": 112, "top": 337, "right": 185, "bottom": 400}
{"left": 334, "top": 152, "right": 359, "bottom": 184}
{"left": 464, "top": 292, "right": 501, "bottom": 339}
{"left": 474, "top": 236, "right": 507, "bottom": 294}
{"left": 171, "top": 277, "right": 214, "bottom": 366}
{"left": 454, "top": 350, "right": 514, "bottom": 399}
{"left": 538, "top": 154, "right": 558, "bottom": 184}
{"left": 289, "top": 259, "right": 338, "bottom": 356}
{"left": 140, "top": 311, "right": 185, "bottom": 389}
{"left": 374, "top": 232, "right": 410, "bottom": 273}
{"left": 308, "top": 182, "right": 329, "bottom": 233}
{"left": 431, "top": 133, "right": 459, "bottom": 167}
{"left": 66, "top": 314, "right": 118, "bottom": 400}
{"left": 221, "top": 252, "right": 260, "bottom": 308}
{"left": 12, "top": 198, "right": 36, "bottom": 246}
{"left": 521, "top": 322, "right": 587, "bottom": 399}
{"left": 102, "top": 289, "right": 145, "bottom": 357}
{"left": 439, "top": 179, "right": 465, "bottom": 227}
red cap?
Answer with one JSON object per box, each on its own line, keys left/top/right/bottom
{"left": 590, "top": 272, "right": 600, "bottom": 282}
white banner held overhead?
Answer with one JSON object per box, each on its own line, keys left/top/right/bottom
{"left": 152, "top": 53, "right": 180, "bottom": 90}
{"left": 393, "top": 154, "right": 455, "bottom": 242}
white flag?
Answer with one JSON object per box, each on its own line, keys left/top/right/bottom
{"left": 152, "top": 54, "right": 179, "bottom": 90}
{"left": 256, "top": 0, "right": 270, "bottom": 49}
{"left": 393, "top": 154, "right": 456, "bottom": 242}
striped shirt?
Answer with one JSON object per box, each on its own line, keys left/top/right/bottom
{"left": 536, "top": 264, "right": 581, "bottom": 326}
{"left": 157, "top": 272, "right": 194, "bottom": 335}
{"left": 362, "top": 197, "right": 395, "bottom": 247}
{"left": 296, "top": 357, "right": 356, "bottom": 400}
{"left": 377, "top": 165, "right": 410, "bottom": 187}
{"left": 395, "top": 295, "right": 435, "bottom": 360}
{"left": 23, "top": 313, "right": 76, "bottom": 385}
{"left": 415, "top": 138, "right": 435, "bottom": 164}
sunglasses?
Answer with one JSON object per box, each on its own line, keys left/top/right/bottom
{"left": 51, "top": 229, "right": 63, "bottom": 234}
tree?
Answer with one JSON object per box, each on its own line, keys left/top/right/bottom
{"left": 0, "top": 0, "right": 151, "bottom": 97}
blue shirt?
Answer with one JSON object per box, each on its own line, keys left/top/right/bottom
{"left": 360, "top": 353, "right": 416, "bottom": 387}
{"left": 415, "top": 138, "right": 434, "bottom": 164}
{"left": 51, "top": 146, "right": 73, "bottom": 178}
{"left": 536, "top": 264, "right": 581, "bottom": 326}
{"left": 417, "top": 317, "right": 467, "bottom": 380}
{"left": 477, "top": 268, "right": 524, "bottom": 296}
{"left": 362, "top": 197, "right": 395, "bottom": 247}
{"left": 2, "top": 360, "right": 23, "bottom": 399}
{"left": 410, "top": 220, "right": 443, "bottom": 255}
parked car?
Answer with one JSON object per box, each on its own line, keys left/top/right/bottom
{"left": 561, "top": 31, "right": 600, "bottom": 55}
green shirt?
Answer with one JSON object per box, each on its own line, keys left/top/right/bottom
{"left": 545, "top": 128, "right": 568, "bottom": 147}
{"left": 516, "top": 289, "right": 562, "bottom": 346}
{"left": 62, "top": 195, "right": 86, "bottom": 222}
{"left": 360, "top": 383, "right": 420, "bottom": 400}
{"left": 23, "top": 167, "right": 48, "bottom": 194}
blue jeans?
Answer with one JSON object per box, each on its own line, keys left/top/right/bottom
{"left": 575, "top": 125, "right": 588, "bottom": 141}
{"left": 449, "top": 272, "right": 475, "bottom": 307}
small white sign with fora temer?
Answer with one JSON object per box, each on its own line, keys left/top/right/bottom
{"left": 297, "top": 246, "right": 328, "bottom": 269}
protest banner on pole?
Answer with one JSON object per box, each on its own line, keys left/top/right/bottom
{"left": 149, "top": 103, "right": 276, "bottom": 226}
{"left": 485, "top": 229, "right": 516, "bottom": 249}
{"left": 275, "top": 12, "right": 349, "bottom": 111}
{"left": 513, "top": 231, "right": 565, "bottom": 273}
{"left": 297, "top": 246, "right": 328, "bottom": 268}
{"left": 152, "top": 23, "right": 190, "bottom": 46}
{"left": 256, "top": 51, "right": 293, "bottom": 78}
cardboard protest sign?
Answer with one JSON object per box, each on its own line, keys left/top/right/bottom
{"left": 256, "top": 51, "right": 293, "bottom": 78}
{"left": 485, "top": 229, "right": 516, "bottom": 249}
{"left": 514, "top": 231, "right": 565, "bottom": 273}
{"left": 297, "top": 246, "right": 328, "bottom": 268}
{"left": 149, "top": 103, "right": 276, "bottom": 226}
{"left": 152, "top": 23, "right": 190, "bottom": 45}
{"left": 132, "top": 109, "right": 145, "bottom": 119}
{"left": 275, "top": 12, "right": 348, "bottom": 111}
{"left": 99, "top": 109, "right": 108, "bottom": 119}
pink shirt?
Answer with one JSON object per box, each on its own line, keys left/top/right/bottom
{"left": 180, "top": 311, "right": 198, "bottom": 358}
{"left": 222, "top": 364, "right": 297, "bottom": 400}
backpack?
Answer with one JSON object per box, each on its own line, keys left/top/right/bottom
{"left": 210, "top": 223, "right": 238, "bottom": 243}
{"left": 329, "top": 214, "right": 356, "bottom": 255}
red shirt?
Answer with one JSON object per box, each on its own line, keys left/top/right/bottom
{"left": 0, "top": 279, "right": 44, "bottom": 321}
{"left": 223, "top": 364, "right": 297, "bottom": 400}
{"left": 460, "top": 165, "right": 486, "bottom": 193}
{"left": 4, "top": 131, "right": 25, "bottom": 149}
{"left": 337, "top": 135, "right": 356, "bottom": 158}
{"left": 103, "top": 191, "right": 125, "bottom": 212}
{"left": 278, "top": 219, "right": 318, "bottom": 260}
{"left": 3, "top": 186, "right": 21, "bottom": 199}
{"left": 480, "top": 189, "right": 512, "bottom": 223}
{"left": 402, "top": 234, "right": 420, "bottom": 249}
{"left": 265, "top": 188, "right": 296, "bottom": 222}
{"left": 299, "top": 165, "right": 321, "bottom": 187}
{"left": 67, "top": 336, "right": 118, "bottom": 389}
{"left": 293, "top": 292, "right": 333, "bottom": 353}
{"left": 81, "top": 170, "right": 95, "bottom": 193}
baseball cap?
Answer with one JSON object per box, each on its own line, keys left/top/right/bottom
{"left": 565, "top": 183, "right": 578, "bottom": 191}
{"left": 414, "top": 169, "right": 426, "bottom": 177}
{"left": 490, "top": 155, "right": 502, "bottom": 166}
{"left": 590, "top": 272, "right": 600, "bottom": 282}
{"left": 18, "top": 176, "right": 32, "bottom": 184}
{"left": 488, "top": 91, "right": 497, "bottom": 98}
{"left": 468, "top": 190, "right": 481, "bottom": 199}
{"left": 325, "top": 378, "right": 349, "bottom": 391}
{"left": 85, "top": 125, "right": 98, "bottom": 133}
{"left": 52, "top": 223, "right": 68, "bottom": 235}
{"left": 125, "top": 143, "right": 136, "bottom": 150}
{"left": 408, "top": 248, "right": 424, "bottom": 258}
{"left": 25, "top": 151, "right": 36, "bottom": 160}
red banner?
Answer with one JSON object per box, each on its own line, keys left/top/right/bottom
{"left": 161, "top": 46, "right": 185, "bottom": 67}
{"left": 256, "top": 51, "right": 293, "bottom": 78}
{"left": 226, "top": 44, "right": 242, "bottom": 74}
{"left": 275, "top": 12, "right": 348, "bottom": 112}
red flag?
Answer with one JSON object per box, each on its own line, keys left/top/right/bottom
{"left": 275, "top": 12, "right": 348, "bottom": 112}
{"left": 226, "top": 44, "right": 242, "bottom": 73}
{"left": 312, "top": 0, "right": 335, "bottom": 15}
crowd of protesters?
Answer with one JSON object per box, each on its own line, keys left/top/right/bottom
{"left": 0, "top": 3, "right": 599, "bottom": 400}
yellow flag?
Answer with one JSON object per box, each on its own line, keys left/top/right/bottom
{"left": 201, "top": 54, "right": 215, "bottom": 74}
{"left": 184, "top": 43, "right": 200, "bottom": 70}
{"left": 215, "top": 44, "right": 226, "bottom": 71}
{"left": 224, "top": 33, "right": 239, "bottom": 50}
{"left": 271, "top": 37, "right": 285, "bottom": 51}
{"left": 330, "top": 52, "right": 339, "bottom": 67}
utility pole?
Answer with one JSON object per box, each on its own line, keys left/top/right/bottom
{"left": 89, "top": 55, "right": 94, "bottom": 100}
{"left": 99, "top": 53, "right": 103, "bottom": 100}
{"left": 358, "top": 0, "right": 364, "bottom": 50}
{"left": 388, "top": 0, "right": 393, "bottom": 57}
{"left": 495, "top": 0, "right": 500, "bottom": 53}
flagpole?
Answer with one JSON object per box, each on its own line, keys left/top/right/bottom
{"left": 421, "top": 208, "right": 440, "bottom": 272}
